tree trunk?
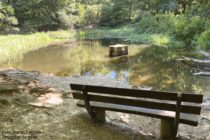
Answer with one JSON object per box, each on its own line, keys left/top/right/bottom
{"left": 178, "top": 53, "right": 210, "bottom": 77}
{"left": 128, "top": 0, "right": 132, "bottom": 21}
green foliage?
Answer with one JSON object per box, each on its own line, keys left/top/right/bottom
{"left": 0, "top": 1, "right": 19, "bottom": 33}
{"left": 13, "top": 0, "right": 66, "bottom": 31}
{"left": 100, "top": 0, "right": 140, "bottom": 26}
{"left": 136, "top": 13, "right": 176, "bottom": 34}
{"left": 187, "top": 1, "right": 210, "bottom": 17}
{"left": 76, "top": 4, "right": 101, "bottom": 27}
{"left": 197, "top": 29, "right": 210, "bottom": 50}
{"left": 174, "top": 15, "right": 205, "bottom": 47}
{"left": 57, "top": 1, "right": 79, "bottom": 29}
{"left": 100, "top": 2, "right": 114, "bottom": 26}
{"left": 136, "top": 13, "right": 207, "bottom": 48}
{"left": 0, "top": 0, "right": 209, "bottom": 50}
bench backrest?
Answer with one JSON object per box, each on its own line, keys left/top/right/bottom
{"left": 70, "top": 84, "right": 203, "bottom": 115}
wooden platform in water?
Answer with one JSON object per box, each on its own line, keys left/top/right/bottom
{"left": 109, "top": 44, "right": 128, "bottom": 57}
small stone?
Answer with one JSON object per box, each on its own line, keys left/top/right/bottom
{"left": 132, "top": 85, "right": 153, "bottom": 90}
{"left": 206, "top": 134, "right": 210, "bottom": 140}
{"left": 14, "top": 97, "right": 28, "bottom": 106}
{"left": 0, "top": 99, "right": 10, "bottom": 105}
{"left": 0, "top": 84, "right": 19, "bottom": 94}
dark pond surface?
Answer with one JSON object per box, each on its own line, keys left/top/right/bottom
{"left": 2, "top": 38, "right": 210, "bottom": 94}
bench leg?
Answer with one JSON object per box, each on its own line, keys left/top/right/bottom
{"left": 160, "top": 119, "right": 175, "bottom": 139}
{"left": 95, "top": 109, "right": 105, "bottom": 122}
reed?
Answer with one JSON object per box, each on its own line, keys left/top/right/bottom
{"left": 0, "top": 30, "right": 76, "bottom": 65}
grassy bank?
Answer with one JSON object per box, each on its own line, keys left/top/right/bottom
{"left": 0, "top": 28, "right": 175, "bottom": 65}
{"left": 79, "top": 27, "right": 172, "bottom": 47}
{"left": 0, "top": 30, "right": 76, "bottom": 65}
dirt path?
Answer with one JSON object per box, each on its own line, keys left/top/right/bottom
{"left": 0, "top": 69, "right": 209, "bottom": 140}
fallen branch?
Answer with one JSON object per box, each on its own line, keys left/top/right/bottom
{"left": 177, "top": 57, "right": 210, "bottom": 69}
{"left": 193, "top": 72, "right": 210, "bottom": 76}
{"left": 198, "top": 51, "right": 210, "bottom": 57}
{"left": 177, "top": 56, "right": 210, "bottom": 75}
{"left": 177, "top": 57, "right": 210, "bottom": 65}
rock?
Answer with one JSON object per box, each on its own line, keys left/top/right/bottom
{"left": 0, "top": 69, "right": 40, "bottom": 81}
{"left": 0, "top": 84, "right": 19, "bottom": 93}
{"left": 30, "top": 87, "right": 49, "bottom": 94}
{"left": 200, "top": 116, "right": 210, "bottom": 124}
{"left": 0, "top": 99, "right": 10, "bottom": 105}
{"left": 14, "top": 97, "right": 28, "bottom": 106}
{"left": 132, "top": 85, "right": 153, "bottom": 90}
{"left": 28, "top": 93, "right": 63, "bottom": 108}
{"left": 28, "top": 102, "right": 54, "bottom": 108}
{"left": 206, "top": 134, "right": 210, "bottom": 140}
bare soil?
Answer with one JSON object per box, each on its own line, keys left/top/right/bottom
{"left": 0, "top": 69, "right": 209, "bottom": 140}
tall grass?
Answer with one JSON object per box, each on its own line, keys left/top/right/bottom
{"left": 0, "top": 30, "right": 76, "bottom": 65}
{"left": 79, "top": 28, "right": 171, "bottom": 47}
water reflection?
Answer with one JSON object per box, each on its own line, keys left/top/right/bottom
{"left": 3, "top": 39, "right": 210, "bottom": 94}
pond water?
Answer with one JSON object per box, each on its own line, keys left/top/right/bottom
{"left": 2, "top": 39, "right": 210, "bottom": 94}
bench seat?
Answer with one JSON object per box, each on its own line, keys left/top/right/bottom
{"left": 77, "top": 100, "right": 199, "bottom": 126}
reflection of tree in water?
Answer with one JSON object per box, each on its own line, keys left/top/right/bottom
{"left": 15, "top": 39, "right": 210, "bottom": 94}
{"left": 71, "top": 45, "right": 209, "bottom": 94}
{"left": 128, "top": 46, "right": 209, "bottom": 94}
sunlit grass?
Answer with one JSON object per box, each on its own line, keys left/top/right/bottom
{"left": 0, "top": 30, "right": 76, "bottom": 65}
{"left": 151, "top": 35, "right": 169, "bottom": 46}
{"left": 79, "top": 28, "right": 171, "bottom": 47}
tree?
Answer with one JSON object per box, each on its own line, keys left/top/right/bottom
{"left": 0, "top": 1, "right": 18, "bottom": 33}
{"left": 12, "top": 0, "right": 69, "bottom": 31}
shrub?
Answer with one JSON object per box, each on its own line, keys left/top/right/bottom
{"left": 136, "top": 13, "right": 206, "bottom": 49}
{"left": 197, "top": 29, "right": 210, "bottom": 50}
{"left": 57, "top": 9, "right": 78, "bottom": 29}
{"left": 173, "top": 16, "right": 205, "bottom": 47}
{"left": 136, "top": 13, "right": 176, "bottom": 34}
{"left": 0, "top": 2, "right": 19, "bottom": 34}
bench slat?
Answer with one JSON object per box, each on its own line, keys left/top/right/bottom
{"left": 71, "top": 84, "right": 177, "bottom": 100}
{"left": 70, "top": 84, "right": 203, "bottom": 103}
{"left": 72, "top": 92, "right": 202, "bottom": 114}
{"left": 77, "top": 101, "right": 199, "bottom": 126}
{"left": 73, "top": 92, "right": 175, "bottom": 111}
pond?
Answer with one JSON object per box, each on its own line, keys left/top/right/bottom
{"left": 2, "top": 39, "right": 210, "bottom": 94}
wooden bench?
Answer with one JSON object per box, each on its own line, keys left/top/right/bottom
{"left": 70, "top": 84, "right": 203, "bottom": 139}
